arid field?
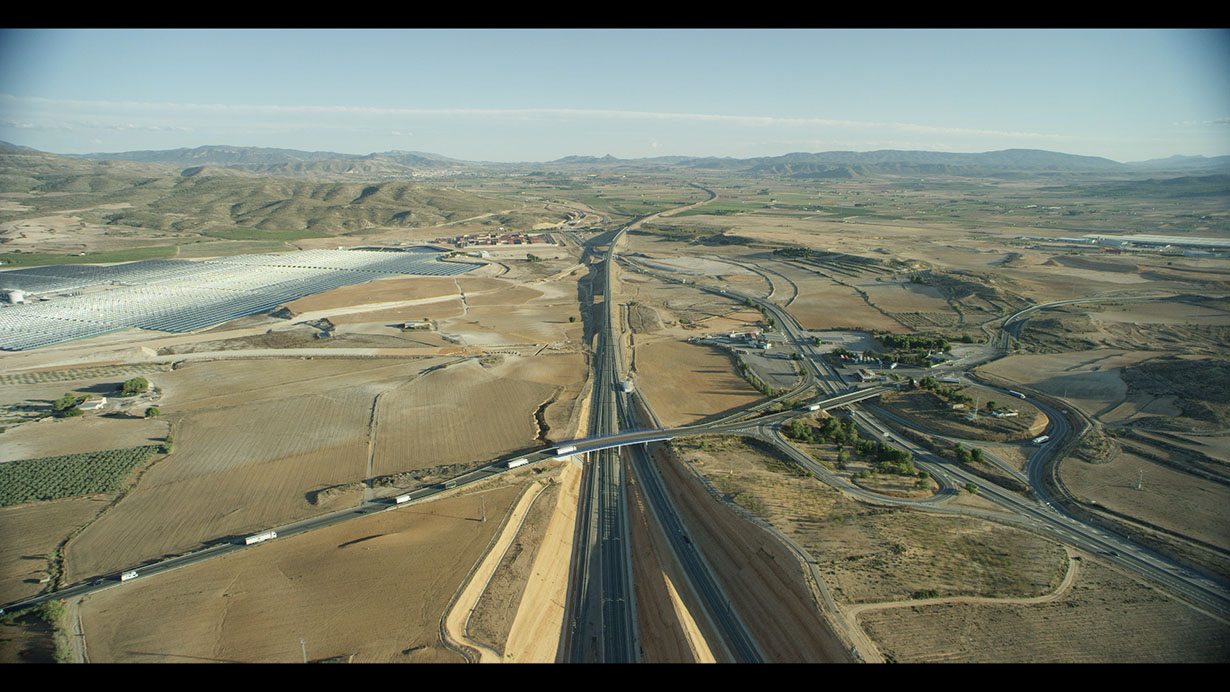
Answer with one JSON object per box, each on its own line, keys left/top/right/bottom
{"left": 857, "top": 554, "right": 1229, "bottom": 663}
{"left": 633, "top": 339, "right": 763, "bottom": 426}
{"left": 77, "top": 485, "right": 522, "bottom": 663}
{"left": 63, "top": 357, "right": 448, "bottom": 580}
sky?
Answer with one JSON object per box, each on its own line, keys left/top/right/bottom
{"left": 1, "top": 28, "right": 1227, "bottom": 163}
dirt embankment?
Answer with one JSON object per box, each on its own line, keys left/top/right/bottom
{"left": 461, "top": 478, "right": 559, "bottom": 657}
{"left": 652, "top": 444, "right": 851, "bottom": 662}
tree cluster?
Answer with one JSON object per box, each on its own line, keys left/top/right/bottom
{"left": 951, "top": 442, "right": 985, "bottom": 464}
{"left": 51, "top": 393, "right": 84, "bottom": 418}
{"left": 772, "top": 247, "right": 813, "bottom": 258}
{"left": 917, "top": 376, "right": 974, "bottom": 406}
{"left": 874, "top": 332, "right": 952, "bottom": 367}
{"left": 736, "top": 359, "right": 778, "bottom": 397}
{"left": 120, "top": 377, "right": 149, "bottom": 397}
{"left": 788, "top": 416, "right": 917, "bottom": 476}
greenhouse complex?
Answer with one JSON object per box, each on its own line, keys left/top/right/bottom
{"left": 0, "top": 248, "right": 478, "bottom": 350}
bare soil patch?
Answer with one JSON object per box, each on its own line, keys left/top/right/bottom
{"left": 979, "top": 350, "right": 1160, "bottom": 424}
{"left": 326, "top": 299, "right": 466, "bottom": 326}
{"left": 767, "top": 261, "right": 907, "bottom": 332}
{"left": 502, "top": 460, "right": 582, "bottom": 662}
{"left": 445, "top": 304, "right": 582, "bottom": 346}
{"left": 0, "top": 613, "right": 56, "bottom": 663}
{"left": 0, "top": 413, "right": 168, "bottom": 464}
{"left": 464, "top": 284, "right": 544, "bottom": 307}
{"left": 860, "top": 280, "right": 953, "bottom": 314}
{"left": 625, "top": 463, "right": 707, "bottom": 662}
{"left": 281, "top": 276, "right": 461, "bottom": 313}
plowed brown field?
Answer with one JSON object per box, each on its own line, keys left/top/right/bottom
{"left": 372, "top": 359, "right": 559, "bottom": 476}
{"left": 0, "top": 497, "right": 109, "bottom": 603}
{"left": 78, "top": 485, "right": 522, "bottom": 663}
{"left": 634, "top": 339, "right": 763, "bottom": 427}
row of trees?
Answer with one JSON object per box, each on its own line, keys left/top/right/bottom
{"left": 735, "top": 358, "right": 778, "bottom": 397}
{"left": 772, "top": 247, "right": 813, "bottom": 258}
{"left": 741, "top": 298, "right": 775, "bottom": 331}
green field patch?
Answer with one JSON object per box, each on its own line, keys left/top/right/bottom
{"left": 0, "top": 246, "right": 178, "bottom": 267}
{"left": 0, "top": 446, "right": 162, "bottom": 507}
{"left": 202, "top": 228, "right": 335, "bottom": 242}
{"left": 671, "top": 200, "right": 769, "bottom": 217}
{"left": 172, "top": 239, "right": 296, "bottom": 258}
{"left": 811, "top": 205, "right": 902, "bottom": 219}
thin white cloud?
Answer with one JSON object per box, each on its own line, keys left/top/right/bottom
{"left": 1172, "top": 118, "right": 1230, "bottom": 127}
{"left": 0, "top": 93, "right": 1127, "bottom": 144}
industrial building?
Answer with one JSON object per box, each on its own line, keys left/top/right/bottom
{"left": 1082, "top": 234, "right": 1230, "bottom": 257}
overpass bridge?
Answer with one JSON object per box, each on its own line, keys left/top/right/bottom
{"left": 546, "top": 383, "right": 896, "bottom": 458}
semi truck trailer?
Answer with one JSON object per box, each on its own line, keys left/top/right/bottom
{"left": 244, "top": 530, "right": 277, "bottom": 545}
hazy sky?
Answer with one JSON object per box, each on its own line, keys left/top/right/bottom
{"left": 1, "top": 29, "right": 1227, "bottom": 162}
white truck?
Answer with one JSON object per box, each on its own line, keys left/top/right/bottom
{"left": 555, "top": 445, "right": 578, "bottom": 457}
{"left": 120, "top": 570, "right": 139, "bottom": 582}
{"left": 806, "top": 404, "right": 821, "bottom": 411}
{"left": 1032, "top": 435, "right": 1050, "bottom": 446}
{"left": 507, "top": 458, "right": 529, "bottom": 469}
{"left": 1008, "top": 390, "right": 1027, "bottom": 400}
{"left": 244, "top": 530, "right": 277, "bottom": 545}
{"left": 393, "top": 494, "right": 413, "bottom": 504}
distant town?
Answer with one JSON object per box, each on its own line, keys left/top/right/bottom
{"left": 435, "top": 231, "right": 557, "bottom": 248}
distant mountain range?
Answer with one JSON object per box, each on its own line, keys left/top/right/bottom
{"left": 1123, "top": 154, "right": 1230, "bottom": 171}
{"left": 4, "top": 142, "right": 1229, "bottom": 178}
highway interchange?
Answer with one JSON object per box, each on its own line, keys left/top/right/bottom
{"left": 6, "top": 189, "right": 1228, "bottom": 662}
